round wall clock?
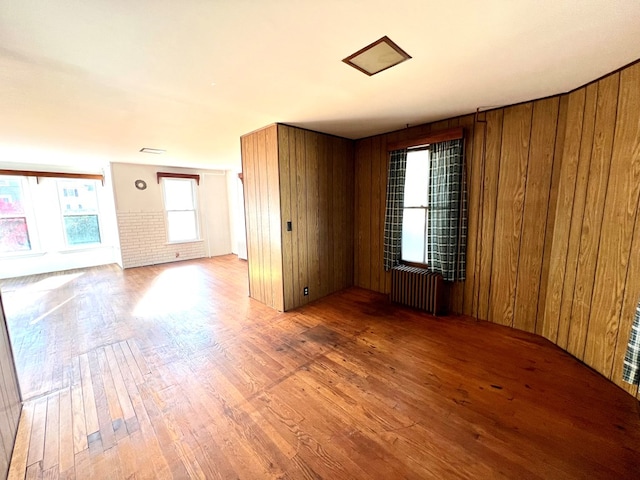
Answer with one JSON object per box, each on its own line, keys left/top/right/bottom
{"left": 135, "top": 179, "right": 147, "bottom": 190}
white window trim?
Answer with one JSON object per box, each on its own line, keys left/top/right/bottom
{"left": 161, "top": 177, "right": 201, "bottom": 244}
{"left": 0, "top": 175, "right": 39, "bottom": 256}
{"left": 401, "top": 147, "right": 431, "bottom": 266}
{"left": 56, "top": 179, "right": 103, "bottom": 248}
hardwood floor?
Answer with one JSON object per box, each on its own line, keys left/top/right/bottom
{"left": 2, "top": 255, "right": 640, "bottom": 479}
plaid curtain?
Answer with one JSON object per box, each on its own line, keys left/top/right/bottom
{"left": 383, "top": 149, "right": 408, "bottom": 271}
{"left": 427, "top": 139, "right": 467, "bottom": 282}
{"left": 622, "top": 298, "right": 640, "bottom": 385}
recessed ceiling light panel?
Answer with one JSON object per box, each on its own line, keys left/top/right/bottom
{"left": 343, "top": 36, "right": 411, "bottom": 76}
{"left": 139, "top": 147, "right": 166, "bottom": 154}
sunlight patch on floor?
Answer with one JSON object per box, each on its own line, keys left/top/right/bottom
{"left": 133, "top": 266, "right": 204, "bottom": 317}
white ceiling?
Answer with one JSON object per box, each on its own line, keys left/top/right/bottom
{"left": 1, "top": 1, "right": 640, "bottom": 170}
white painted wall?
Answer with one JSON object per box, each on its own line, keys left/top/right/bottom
{"left": 226, "top": 170, "right": 247, "bottom": 260}
{"left": 201, "top": 172, "right": 232, "bottom": 258}
{"left": 111, "top": 162, "right": 232, "bottom": 268}
{"left": 0, "top": 162, "right": 120, "bottom": 279}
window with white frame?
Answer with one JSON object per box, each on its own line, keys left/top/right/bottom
{"left": 162, "top": 178, "right": 199, "bottom": 243}
{"left": 401, "top": 148, "right": 430, "bottom": 264}
{"left": 57, "top": 180, "right": 102, "bottom": 246}
{"left": 0, "top": 177, "right": 33, "bottom": 253}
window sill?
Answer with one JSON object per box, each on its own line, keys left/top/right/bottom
{"left": 0, "top": 245, "right": 111, "bottom": 259}
{"left": 166, "top": 239, "right": 204, "bottom": 246}
{"left": 59, "top": 244, "right": 107, "bottom": 254}
{"left": 0, "top": 251, "right": 47, "bottom": 260}
{"left": 400, "top": 260, "right": 430, "bottom": 270}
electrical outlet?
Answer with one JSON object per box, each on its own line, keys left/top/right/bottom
{"left": 303, "top": 286, "right": 309, "bottom": 296}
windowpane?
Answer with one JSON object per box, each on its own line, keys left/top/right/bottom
{"left": 164, "top": 179, "right": 195, "bottom": 210}
{"left": 58, "top": 181, "right": 99, "bottom": 213}
{"left": 0, "top": 217, "right": 31, "bottom": 252}
{"left": 401, "top": 208, "right": 426, "bottom": 263}
{"left": 403, "top": 150, "right": 429, "bottom": 207}
{"left": 167, "top": 211, "right": 197, "bottom": 242}
{"left": 401, "top": 148, "right": 430, "bottom": 264}
{"left": 0, "top": 178, "right": 26, "bottom": 215}
{"left": 64, "top": 215, "right": 101, "bottom": 245}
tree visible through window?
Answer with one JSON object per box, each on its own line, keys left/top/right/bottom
{"left": 401, "top": 148, "right": 430, "bottom": 264}
{"left": 57, "top": 180, "right": 102, "bottom": 245}
{"left": 162, "top": 178, "right": 199, "bottom": 242}
{"left": 0, "top": 177, "right": 32, "bottom": 253}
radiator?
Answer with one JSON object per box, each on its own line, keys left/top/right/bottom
{"left": 391, "top": 265, "right": 449, "bottom": 315}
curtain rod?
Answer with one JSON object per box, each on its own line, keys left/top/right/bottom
{"left": 0, "top": 169, "right": 105, "bottom": 185}
{"left": 156, "top": 172, "right": 200, "bottom": 185}
{"left": 387, "top": 127, "right": 464, "bottom": 151}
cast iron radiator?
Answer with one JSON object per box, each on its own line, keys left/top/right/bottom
{"left": 391, "top": 265, "right": 449, "bottom": 315}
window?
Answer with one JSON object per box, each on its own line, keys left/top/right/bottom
{"left": 57, "top": 180, "right": 102, "bottom": 245}
{"left": 162, "top": 178, "right": 199, "bottom": 242}
{"left": 0, "top": 177, "right": 32, "bottom": 253}
{"left": 401, "top": 148, "right": 430, "bottom": 264}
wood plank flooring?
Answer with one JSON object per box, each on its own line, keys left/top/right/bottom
{"left": 2, "top": 255, "right": 640, "bottom": 479}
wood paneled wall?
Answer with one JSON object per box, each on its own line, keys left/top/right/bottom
{"left": 241, "top": 125, "right": 284, "bottom": 310}
{"left": 277, "top": 125, "right": 355, "bottom": 311}
{"left": 354, "top": 60, "right": 640, "bottom": 398}
{"left": 543, "top": 63, "right": 640, "bottom": 397}
{"left": 0, "top": 293, "right": 21, "bottom": 478}
{"left": 242, "top": 124, "right": 354, "bottom": 312}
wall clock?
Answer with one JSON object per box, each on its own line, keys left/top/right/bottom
{"left": 135, "top": 179, "right": 147, "bottom": 190}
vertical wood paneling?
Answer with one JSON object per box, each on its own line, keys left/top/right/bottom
{"left": 536, "top": 95, "right": 569, "bottom": 336}
{"left": 611, "top": 206, "right": 640, "bottom": 396}
{"left": 243, "top": 124, "right": 354, "bottom": 312}
{"left": 241, "top": 136, "right": 257, "bottom": 300}
{"left": 305, "top": 131, "right": 320, "bottom": 302}
{"left": 566, "top": 74, "right": 619, "bottom": 357}
{"left": 341, "top": 139, "right": 356, "bottom": 291}
{"left": 0, "top": 294, "right": 21, "bottom": 480}
{"left": 468, "top": 113, "right": 488, "bottom": 318}
{"left": 257, "top": 128, "right": 271, "bottom": 307}
{"left": 278, "top": 127, "right": 294, "bottom": 309}
{"left": 542, "top": 88, "right": 587, "bottom": 342}
{"left": 583, "top": 62, "right": 640, "bottom": 376}
{"left": 489, "top": 103, "right": 533, "bottom": 326}
{"left": 317, "top": 134, "right": 330, "bottom": 299}
{"left": 266, "top": 127, "right": 284, "bottom": 311}
{"left": 513, "top": 97, "right": 559, "bottom": 332}
{"left": 369, "top": 136, "right": 382, "bottom": 293}
{"left": 556, "top": 83, "right": 598, "bottom": 349}
{"left": 295, "top": 129, "right": 309, "bottom": 307}
{"left": 478, "top": 109, "right": 504, "bottom": 321}
{"left": 354, "top": 141, "right": 363, "bottom": 288}
{"left": 460, "top": 114, "right": 479, "bottom": 317}
{"left": 254, "top": 131, "right": 267, "bottom": 304}
{"left": 358, "top": 139, "right": 372, "bottom": 290}
{"left": 287, "top": 129, "right": 301, "bottom": 309}
{"left": 330, "top": 140, "right": 342, "bottom": 292}
{"left": 346, "top": 141, "right": 356, "bottom": 289}
{"left": 241, "top": 125, "right": 283, "bottom": 310}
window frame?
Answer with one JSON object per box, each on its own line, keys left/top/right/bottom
{"left": 161, "top": 177, "right": 201, "bottom": 244}
{"left": 400, "top": 146, "right": 431, "bottom": 267}
{"left": 0, "top": 176, "right": 38, "bottom": 255}
{"left": 388, "top": 127, "right": 464, "bottom": 270}
{"left": 56, "top": 179, "right": 103, "bottom": 248}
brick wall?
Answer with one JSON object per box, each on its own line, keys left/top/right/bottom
{"left": 117, "top": 211, "right": 206, "bottom": 268}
